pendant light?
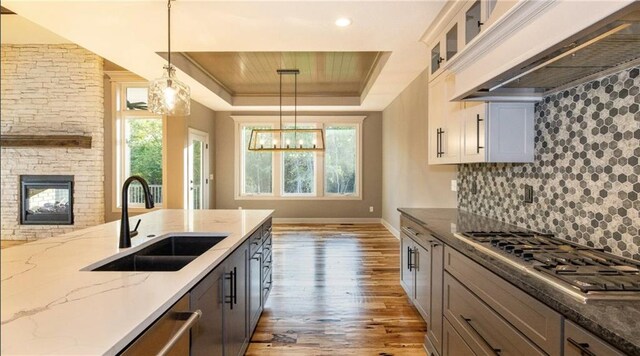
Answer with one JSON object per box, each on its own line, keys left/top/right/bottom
{"left": 248, "top": 69, "right": 325, "bottom": 152}
{"left": 148, "top": 0, "right": 191, "bottom": 116}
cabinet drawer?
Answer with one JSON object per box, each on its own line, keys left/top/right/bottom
{"left": 262, "top": 219, "right": 272, "bottom": 244}
{"left": 564, "top": 320, "right": 624, "bottom": 356}
{"left": 444, "top": 246, "right": 562, "bottom": 355}
{"left": 400, "top": 215, "right": 432, "bottom": 247}
{"left": 262, "top": 235, "right": 272, "bottom": 260}
{"left": 249, "top": 228, "right": 262, "bottom": 255}
{"left": 444, "top": 273, "right": 545, "bottom": 356}
{"left": 443, "top": 317, "right": 475, "bottom": 356}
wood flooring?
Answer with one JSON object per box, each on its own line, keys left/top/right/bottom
{"left": 246, "top": 224, "right": 427, "bottom": 356}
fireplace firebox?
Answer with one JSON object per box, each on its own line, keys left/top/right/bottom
{"left": 20, "top": 175, "right": 74, "bottom": 225}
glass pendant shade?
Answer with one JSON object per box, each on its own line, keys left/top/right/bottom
{"left": 148, "top": 66, "right": 191, "bottom": 116}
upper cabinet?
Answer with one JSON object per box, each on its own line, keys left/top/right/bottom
{"left": 464, "top": 1, "right": 482, "bottom": 44}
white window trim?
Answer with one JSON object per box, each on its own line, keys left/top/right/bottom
{"left": 233, "top": 116, "right": 365, "bottom": 201}
{"left": 110, "top": 80, "right": 167, "bottom": 213}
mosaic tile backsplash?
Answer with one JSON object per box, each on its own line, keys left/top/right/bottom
{"left": 458, "top": 66, "right": 640, "bottom": 261}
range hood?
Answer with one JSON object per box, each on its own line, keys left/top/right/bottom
{"left": 467, "top": 2, "right": 640, "bottom": 101}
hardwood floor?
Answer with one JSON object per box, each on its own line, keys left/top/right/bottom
{"left": 246, "top": 224, "right": 427, "bottom": 356}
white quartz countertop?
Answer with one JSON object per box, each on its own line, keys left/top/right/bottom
{"left": 1, "top": 209, "right": 273, "bottom": 355}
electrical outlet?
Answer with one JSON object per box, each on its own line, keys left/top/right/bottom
{"left": 369, "top": 206, "right": 374, "bottom": 213}
{"left": 451, "top": 180, "right": 458, "bottom": 192}
{"left": 524, "top": 185, "right": 533, "bottom": 204}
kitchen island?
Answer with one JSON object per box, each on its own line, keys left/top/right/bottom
{"left": 1, "top": 209, "right": 273, "bottom": 355}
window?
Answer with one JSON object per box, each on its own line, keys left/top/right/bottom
{"left": 324, "top": 125, "right": 357, "bottom": 195}
{"left": 235, "top": 116, "right": 363, "bottom": 200}
{"left": 241, "top": 125, "right": 273, "bottom": 195}
{"left": 114, "top": 83, "right": 165, "bottom": 208}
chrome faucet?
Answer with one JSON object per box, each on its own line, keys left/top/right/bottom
{"left": 120, "top": 176, "right": 154, "bottom": 248}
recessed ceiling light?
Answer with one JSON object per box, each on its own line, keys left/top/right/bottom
{"left": 335, "top": 18, "right": 352, "bottom": 27}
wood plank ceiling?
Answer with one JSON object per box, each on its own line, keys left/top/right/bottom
{"left": 183, "top": 51, "right": 383, "bottom": 97}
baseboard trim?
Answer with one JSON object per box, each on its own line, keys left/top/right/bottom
{"left": 272, "top": 218, "right": 382, "bottom": 224}
{"left": 381, "top": 219, "right": 400, "bottom": 239}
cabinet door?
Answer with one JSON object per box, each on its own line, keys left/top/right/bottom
{"left": 400, "top": 234, "right": 415, "bottom": 298}
{"left": 223, "top": 245, "right": 249, "bottom": 356}
{"left": 564, "top": 320, "right": 624, "bottom": 356}
{"left": 191, "top": 269, "right": 224, "bottom": 356}
{"left": 486, "top": 103, "right": 534, "bottom": 163}
{"left": 442, "top": 318, "right": 475, "bottom": 356}
{"left": 428, "top": 240, "right": 445, "bottom": 356}
{"left": 461, "top": 103, "right": 486, "bottom": 163}
{"left": 464, "top": 0, "right": 482, "bottom": 44}
{"left": 428, "top": 75, "right": 445, "bottom": 164}
{"left": 414, "top": 242, "right": 432, "bottom": 321}
{"left": 431, "top": 41, "right": 444, "bottom": 75}
{"left": 248, "top": 246, "right": 263, "bottom": 334}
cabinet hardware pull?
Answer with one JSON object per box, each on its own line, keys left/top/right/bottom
{"left": 478, "top": 20, "right": 484, "bottom": 29}
{"left": 440, "top": 128, "right": 446, "bottom": 156}
{"left": 251, "top": 252, "right": 262, "bottom": 260}
{"left": 225, "top": 269, "right": 236, "bottom": 309}
{"left": 436, "top": 128, "right": 441, "bottom": 157}
{"left": 409, "top": 247, "right": 417, "bottom": 270}
{"left": 156, "top": 310, "right": 202, "bottom": 356}
{"left": 460, "top": 315, "right": 501, "bottom": 355}
{"left": 402, "top": 226, "right": 420, "bottom": 238}
{"left": 567, "top": 338, "right": 597, "bottom": 356}
{"left": 476, "top": 114, "right": 484, "bottom": 153}
{"left": 437, "top": 56, "right": 444, "bottom": 64}
{"left": 232, "top": 267, "right": 237, "bottom": 305}
{"left": 407, "top": 246, "right": 413, "bottom": 271}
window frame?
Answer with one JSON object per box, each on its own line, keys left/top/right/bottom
{"left": 233, "top": 116, "right": 364, "bottom": 201}
{"left": 110, "top": 78, "right": 167, "bottom": 212}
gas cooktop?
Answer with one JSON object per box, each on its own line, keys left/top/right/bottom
{"left": 455, "top": 231, "right": 640, "bottom": 302}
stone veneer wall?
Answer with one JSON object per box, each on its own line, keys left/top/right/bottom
{"left": 1, "top": 44, "right": 105, "bottom": 240}
{"left": 458, "top": 66, "right": 640, "bottom": 261}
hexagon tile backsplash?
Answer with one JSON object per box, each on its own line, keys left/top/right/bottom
{"left": 458, "top": 66, "right": 640, "bottom": 261}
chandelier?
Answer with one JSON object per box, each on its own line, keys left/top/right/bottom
{"left": 248, "top": 69, "right": 325, "bottom": 151}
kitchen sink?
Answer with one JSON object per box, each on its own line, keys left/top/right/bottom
{"left": 90, "top": 235, "right": 226, "bottom": 272}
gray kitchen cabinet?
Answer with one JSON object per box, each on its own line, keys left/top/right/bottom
{"left": 427, "top": 241, "right": 444, "bottom": 356}
{"left": 460, "top": 102, "right": 535, "bottom": 163}
{"left": 414, "top": 242, "right": 432, "bottom": 321}
{"left": 248, "top": 244, "right": 263, "bottom": 332}
{"left": 442, "top": 318, "right": 475, "bottom": 356}
{"left": 400, "top": 233, "right": 416, "bottom": 298}
{"left": 564, "top": 320, "right": 624, "bottom": 356}
{"left": 189, "top": 219, "right": 273, "bottom": 356}
{"left": 191, "top": 268, "right": 224, "bottom": 356}
{"left": 223, "top": 242, "right": 248, "bottom": 356}
{"left": 444, "top": 273, "right": 546, "bottom": 356}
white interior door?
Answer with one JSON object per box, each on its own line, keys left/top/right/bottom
{"left": 187, "top": 129, "right": 210, "bottom": 209}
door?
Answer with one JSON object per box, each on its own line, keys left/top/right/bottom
{"left": 187, "top": 128, "right": 210, "bottom": 209}
{"left": 414, "top": 242, "right": 432, "bottom": 321}
{"left": 400, "top": 234, "right": 415, "bottom": 298}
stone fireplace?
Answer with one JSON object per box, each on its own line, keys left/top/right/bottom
{"left": 1, "top": 44, "right": 105, "bottom": 240}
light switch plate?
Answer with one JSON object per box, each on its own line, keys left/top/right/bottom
{"left": 450, "top": 180, "right": 458, "bottom": 192}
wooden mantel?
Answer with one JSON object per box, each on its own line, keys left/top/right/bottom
{"left": 0, "top": 135, "right": 92, "bottom": 148}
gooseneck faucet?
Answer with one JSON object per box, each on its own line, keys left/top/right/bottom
{"left": 120, "top": 176, "right": 155, "bottom": 248}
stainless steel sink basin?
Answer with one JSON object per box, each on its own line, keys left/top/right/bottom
{"left": 90, "top": 235, "right": 226, "bottom": 272}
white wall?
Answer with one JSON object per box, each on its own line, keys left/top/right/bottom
{"left": 382, "top": 69, "right": 457, "bottom": 234}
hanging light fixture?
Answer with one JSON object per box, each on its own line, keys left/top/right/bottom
{"left": 148, "top": 0, "right": 191, "bottom": 116}
{"left": 248, "top": 69, "right": 325, "bottom": 152}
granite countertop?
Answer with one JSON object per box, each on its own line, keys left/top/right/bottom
{"left": 1, "top": 209, "right": 273, "bottom": 355}
{"left": 398, "top": 208, "right": 640, "bottom": 356}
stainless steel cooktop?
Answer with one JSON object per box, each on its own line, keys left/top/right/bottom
{"left": 455, "top": 231, "right": 640, "bottom": 302}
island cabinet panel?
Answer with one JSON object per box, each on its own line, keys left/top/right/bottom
{"left": 444, "top": 246, "right": 562, "bottom": 355}
{"left": 224, "top": 242, "right": 249, "bottom": 356}
{"left": 564, "top": 320, "right": 624, "bottom": 356}
{"left": 248, "top": 244, "right": 264, "bottom": 332}
{"left": 191, "top": 269, "right": 224, "bottom": 356}
{"left": 400, "top": 233, "right": 416, "bottom": 297}
{"left": 444, "top": 273, "right": 546, "bottom": 356}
